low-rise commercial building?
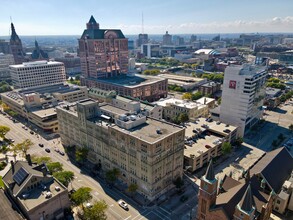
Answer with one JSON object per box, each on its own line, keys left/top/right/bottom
{"left": 1, "top": 83, "right": 88, "bottom": 132}
{"left": 158, "top": 74, "right": 207, "bottom": 91}
{"left": 183, "top": 118, "right": 237, "bottom": 172}
{"left": 10, "top": 60, "right": 66, "bottom": 89}
{"left": 198, "top": 81, "right": 221, "bottom": 96}
{"left": 57, "top": 99, "right": 185, "bottom": 201}
{"left": 83, "top": 74, "right": 168, "bottom": 102}
{"left": 2, "top": 159, "right": 70, "bottom": 220}
{"left": 155, "top": 98, "right": 209, "bottom": 121}
{"left": 264, "top": 87, "right": 282, "bottom": 109}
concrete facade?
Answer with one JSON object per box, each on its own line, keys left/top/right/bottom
{"left": 57, "top": 99, "right": 185, "bottom": 201}
{"left": 10, "top": 61, "right": 66, "bottom": 89}
{"left": 220, "top": 64, "right": 267, "bottom": 137}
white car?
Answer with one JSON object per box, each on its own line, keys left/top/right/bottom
{"left": 118, "top": 199, "right": 128, "bottom": 210}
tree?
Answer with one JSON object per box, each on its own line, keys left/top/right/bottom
{"left": 182, "top": 92, "right": 192, "bottom": 100}
{"left": 105, "top": 168, "right": 120, "bottom": 184}
{"left": 53, "top": 171, "right": 74, "bottom": 187}
{"left": 47, "top": 162, "right": 63, "bottom": 174}
{"left": 9, "top": 144, "right": 19, "bottom": 161}
{"left": 127, "top": 183, "right": 138, "bottom": 197}
{"left": 278, "top": 133, "right": 284, "bottom": 141}
{"left": 178, "top": 113, "right": 189, "bottom": 123}
{"left": 75, "top": 75, "right": 80, "bottom": 81}
{"left": 217, "top": 97, "right": 222, "bottom": 105}
{"left": 222, "top": 142, "right": 232, "bottom": 155}
{"left": 70, "top": 77, "right": 74, "bottom": 82}
{"left": 272, "top": 140, "right": 278, "bottom": 148}
{"left": 82, "top": 201, "right": 108, "bottom": 220}
{"left": 75, "top": 147, "right": 89, "bottom": 164}
{"left": 173, "top": 177, "right": 184, "bottom": 190}
{"left": 71, "top": 187, "right": 92, "bottom": 207}
{"left": 233, "top": 137, "right": 243, "bottom": 147}
{"left": 0, "top": 125, "right": 10, "bottom": 139}
{"left": 191, "top": 91, "right": 203, "bottom": 100}
{"left": 31, "top": 155, "right": 51, "bottom": 164}
{"left": 289, "top": 124, "right": 293, "bottom": 133}
{"left": 15, "top": 139, "right": 33, "bottom": 157}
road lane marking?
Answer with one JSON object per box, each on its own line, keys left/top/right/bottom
{"left": 124, "top": 215, "right": 132, "bottom": 220}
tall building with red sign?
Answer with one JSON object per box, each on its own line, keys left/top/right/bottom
{"left": 220, "top": 64, "right": 267, "bottom": 137}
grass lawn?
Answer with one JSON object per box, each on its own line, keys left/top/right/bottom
{"left": 0, "top": 176, "right": 4, "bottom": 189}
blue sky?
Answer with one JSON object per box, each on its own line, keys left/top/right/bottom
{"left": 0, "top": 0, "right": 293, "bottom": 35}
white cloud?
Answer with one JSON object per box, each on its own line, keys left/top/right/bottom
{"left": 116, "top": 16, "right": 293, "bottom": 34}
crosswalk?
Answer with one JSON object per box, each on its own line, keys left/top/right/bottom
{"left": 131, "top": 206, "right": 172, "bottom": 220}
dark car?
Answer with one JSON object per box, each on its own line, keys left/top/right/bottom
{"left": 180, "top": 195, "right": 189, "bottom": 202}
{"left": 45, "top": 148, "right": 50, "bottom": 153}
{"left": 39, "top": 143, "right": 44, "bottom": 147}
{"left": 59, "top": 151, "right": 65, "bottom": 156}
{"left": 30, "top": 131, "right": 34, "bottom": 135}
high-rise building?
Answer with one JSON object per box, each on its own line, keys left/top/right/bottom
{"left": 190, "top": 35, "right": 197, "bottom": 43}
{"left": 220, "top": 64, "right": 267, "bottom": 137}
{"left": 10, "top": 60, "right": 66, "bottom": 89}
{"left": 173, "top": 35, "right": 185, "bottom": 46}
{"left": 79, "top": 16, "right": 167, "bottom": 102}
{"left": 79, "top": 16, "right": 129, "bottom": 79}
{"left": 163, "top": 31, "right": 172, "bottom": 45}
{"left": 136, "top": 33, "right": 148, "bottom": 48}
{"left": 0, "top": 53, "right": 14, "bottom": 81}
{"left": 0, "top": 39, "right": 11, "bottom": 54}
{"left": 57, "top": 99, "right": 185, "bottom": 201}
{"left": 141, "top": 44, "right": 160, "bottom": 58}
{"left": 10, "top": 23, "right": 25, "bottom": 64}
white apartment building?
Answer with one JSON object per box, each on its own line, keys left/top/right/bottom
{"left": 220, "top": 64, "right": 267, "bottom": 137}
{"left": 10, "top": 60, "right": 66, "bottom": 88}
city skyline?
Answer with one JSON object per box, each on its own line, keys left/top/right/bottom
{"left": 0, "top": 0, "right": 293, "bottom": 36}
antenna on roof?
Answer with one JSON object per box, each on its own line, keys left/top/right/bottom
{"left": 142, "top": 12, "right": 144, "bottom": 34}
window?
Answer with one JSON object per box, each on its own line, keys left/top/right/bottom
{"left": 276, "top": 200, "right": 280, "bottom": 204}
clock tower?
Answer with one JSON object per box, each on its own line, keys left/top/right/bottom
{"left": 197, "top": 160, "right": 218, "bottom": 220}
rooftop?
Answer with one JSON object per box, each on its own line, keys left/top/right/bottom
{"left": 19, "top": 83, "right": 84, "bottom": 95}
{"left": 10, "top": 60, "right": 63, "bottom": 68}
{"left": 31, "top": 108, "right": 57, "bottom": 118}
{"left": 18, "top": 179, "right": 66, "bottom": 211}
{"left": 100, "top": 103, "right": 129, "bottom": 115}
{"left": 113, "top": 117, "right": 184, "bottom": 143}
{"left": 158, "top": 74, "right": 204, "bottom": 83}
{"left": 89, "top": 74, "right": 165, "bottom": 88}
{"left": 155, "top": 98, "right": 206, "bottom": 109}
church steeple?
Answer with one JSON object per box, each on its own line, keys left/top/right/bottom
{"left": 234, "top": 184, "right": 255, "bottom": 220}
{"left": 10, "top": 23, "right": 21, "bottom": 42}
{"left": 205, "top": 159, "right": 215, "bottom": 181}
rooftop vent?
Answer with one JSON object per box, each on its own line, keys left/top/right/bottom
{"left": 156, "top": 128, "right": 162, "bottom": 134}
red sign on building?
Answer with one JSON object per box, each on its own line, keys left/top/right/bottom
{"left": 229, "top": 80, "right": 236, "bottom": 89}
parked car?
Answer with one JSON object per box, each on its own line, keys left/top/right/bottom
{"left": 118, "top": 200, "right": 129, "bottom": 210}
{"left": 30, "top": 131, "right": 34, "bottom": 135}
{"left": 39, "top": 143, "right": 44, "bottom": 147}
{"left": 45, "top": 148, "right": 50, "bottom": 153}
{"left": 59, "top": 151, "right": 65, "bottom": 156}
{"left": 54, "top": 148, "right": 60, "bottom": 153}
{"left": 180, "top": 195, "right": 189, "bottom": 202}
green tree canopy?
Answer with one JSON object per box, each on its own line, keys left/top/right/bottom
{"left": 0, "top": 125, "right": 10, "bottom": 139}
{"left": 15, "top": 139, "right": 33, "bottom": 157}
{"left": 222, "top": 142, "right": 232, "bottom": 155}
{"left": 178, "top": 113, "right": 189, "bottom": 123}
{"left": 31, "top": 155, "right": 51, "bottom": 164}
{"left": 191, "top": 91, "right": 203, "bottom": 100}
{"left": 76, "top": 147, "right": 89, "bottom": 163}
{"left": 105, "top": 168, "right": 120, "bottom": 184}
{"left": 182, "top": 92, "right": 192, "bottom": 100}
{"left": 127, "top": 183, "right": 138, "bottom": 194}
{"left": 71, "top": 187, "right": 92, "bottom": 207}
{"left": 53, "top": 171, "right": 74, "bottom": 187}
{"left": 47, "top": 162, "right": 63, "bottom": 174}
{"left": 82, "top": 200, "right": 108, "bottom": 220}
{"left": 173, "top": 177, "right": 184, "bottom": 189}
{"left": 289, "top": 124, "right": 293, "bottom": 132}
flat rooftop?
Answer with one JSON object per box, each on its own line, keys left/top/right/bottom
{"left": 19, "top": 83, "right": 83, "bottom": 95}
{"left": 100, "top": 104, "right": 129, "bottom": 115}
{"left": 158, "top": 74, "right": 204, "bottom": 82}
{"left": 113, "top": 117, "right": 184, "bottom": 143}
{"left": 18, "top": 179, "right": 66, "bottom": 211}
{"left": 10, "top": 60, "right": 63, "bottom": 68}
{"left": 31, "top": 108, "right": 57, "bottom": 118}
{"left": 90, "top": 74, "right": 165, "bottom": 88}
{"left": 155, "top": 98, "right": 206, "bottom": 109}
{"left": 184, "top": 118, "right": 237, "bottom": 157}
